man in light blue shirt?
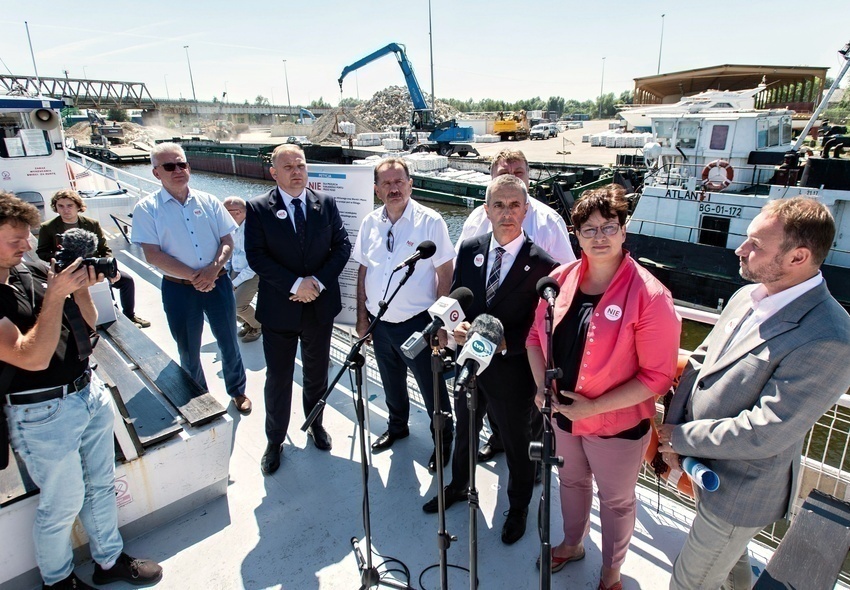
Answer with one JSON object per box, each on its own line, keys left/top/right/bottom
{"left": 132, "top": 142, "right": 251, "bottom": 415}
{"left": 224, "top": 197, "right": 261, "bottom": 343}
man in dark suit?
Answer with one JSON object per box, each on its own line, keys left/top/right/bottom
{"left": 422, "top": 174, "right": 557, "bottom": 544}
{"left": 245, "top": 144, "right": 351, "bottom": 475}
{"left": 659, "top": 197, "right": 850, "bottom": 589}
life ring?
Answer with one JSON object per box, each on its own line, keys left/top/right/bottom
{"left": 644, "top": 352, "right": 696, "bottom": 497}
{"left": 701, "top": 160, "right": 734, "bottom": 191}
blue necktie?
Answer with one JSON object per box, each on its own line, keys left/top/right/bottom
{"left": 291, "top": 198, "right": 306, "bottom": 247}
{"left": 485, "top": 247, "right": 504, "bottom": 307}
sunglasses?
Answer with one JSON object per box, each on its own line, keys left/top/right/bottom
{"left": 386, "top": 227, "right": 395, "bottom": 252}
{"left": 158, "top": 162, "right": 189, "bottom": 172}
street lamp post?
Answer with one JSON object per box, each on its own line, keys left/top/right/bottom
{"left": 224, "top": 80, "right": 228, "bottom": 103}
{"left": 183, "top": 45, "right": 198, "bottom": 103}
{"left": 598, "top": 57, "right": 606, "bottom": 119}
{"left": 657, "top": 14, "right": 666, "bottom": 75}
{"left": 164, "top": 74, "right": 170, "bottom": 100}
{"left": 283, "top": 59, "right": 292, "bottom": 118}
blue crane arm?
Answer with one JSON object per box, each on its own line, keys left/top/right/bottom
{"left": 338, "top": 43, "right": 429, "bottom": 111}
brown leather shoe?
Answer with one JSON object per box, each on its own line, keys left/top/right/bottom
{"left": 232, "top": 395, "right": 252, "bottom": 415}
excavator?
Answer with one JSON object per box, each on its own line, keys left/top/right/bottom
{"left": 338, "top": 43, "right": 479, "bottom": 157}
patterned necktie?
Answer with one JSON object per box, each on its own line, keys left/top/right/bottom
{"left": 291, "top": 198, "right": 306, "bottom": 247}
{"left": 485, "top": 247, "right": 505, "bottom": 307}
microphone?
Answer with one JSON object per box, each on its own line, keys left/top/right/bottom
{"left": 454, "top": 314, "right": 504, "bottom": 392}
{"left": 393, "top": 240, "right": 436, "bottom": 272}
{"left": 58, "top": 228, "right": 98, "bottom": 258}
{"left": 536, "top": 276, "right": 559, "bottom": 307}
{"left": 402, "top": 287, "right": 474, "bottom": 359}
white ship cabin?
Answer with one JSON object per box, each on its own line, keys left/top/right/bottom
{"left": 643, "top": 109, "right": 795, "bottom": 194}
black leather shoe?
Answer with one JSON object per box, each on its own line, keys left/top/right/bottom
{"left": 427, "top": 444, "right": 452, "bottom": 472}
{"left": 422, "top": 486, "right": 465, "bottom": 513}
{"left": 501, "top": 507, "right": 528, "bottom": 544}
{"left": 43, "top": 572, "right": 95, "bottom": 589}
{"left": 261, "top": 442, "right": 282, "bottom": 475}
{"left": 477, "top": 441, "right": 504, "bottom": 462}
{"left": 308, "top": 425, "right": 332, "bottom": 451}
{"left": 371, "top": 429, "right": 409, "bottom": 452}
{"left": 92, "top": 552, "right": 162, "bottom": 586}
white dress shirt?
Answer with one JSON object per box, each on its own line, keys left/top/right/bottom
{"left": 486, "top": 231, "right": 526, "bottom": 287}
{"left": 353, "top": 198, "right": 454, "bottom": 323}
{"left": 276, "top": 187, "right": 323, "bottom": 294}
{"left": 227, "top": 222, "right": 256, "bottom": 288}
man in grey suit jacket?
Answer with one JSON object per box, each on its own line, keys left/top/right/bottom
{"left": 659, "top": 197, "right": 850, "bottom": 590}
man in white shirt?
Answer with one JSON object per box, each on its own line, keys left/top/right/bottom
{"left": 223, "top": 197, "right": 261, "bottom": 343}
{"left": 457, "top": 148, "right": 576, "bottom": 464}
{"left": 355, "top": 158, "right": 455, "bottom": 472}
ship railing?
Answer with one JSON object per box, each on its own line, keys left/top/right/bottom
{"left": 644, "top": 161, "right": 784, "bottom": 194}
{"left": 627, "top": 217, "right": 850, "bottom": 259}
{"left": 326, "top": 305, "right": 850, "bottom": 583}
{"left": 66, "top": 149, "right": 161, "bottom": 202}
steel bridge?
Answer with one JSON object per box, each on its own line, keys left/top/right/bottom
{"left": 0, "top": 74, "right": 330, "bottom": 116}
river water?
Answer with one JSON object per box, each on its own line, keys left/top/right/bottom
{"left": 118, "top": 162, "right": 710, "bottom": 350}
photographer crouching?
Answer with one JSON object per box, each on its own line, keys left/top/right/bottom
{"left": 0, "top": 192, "right": 161, "bottom": 589}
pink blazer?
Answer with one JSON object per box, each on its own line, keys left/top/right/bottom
{"left": 527, "top": 251, "right": 681, "bottom": 436}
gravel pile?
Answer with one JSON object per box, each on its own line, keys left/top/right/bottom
{"left": 353, "top": 85, "right": 460, "bottom": 129}
{"left": 308, "top": 107, "right": 376, "bottom": 145}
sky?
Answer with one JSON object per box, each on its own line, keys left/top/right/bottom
{"left": 2, "top": 1, "right": 849, "bottom": 108}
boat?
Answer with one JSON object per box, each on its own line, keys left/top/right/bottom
{"left": 617, "top": 84, "right": 768, "bottom": 132}
{"left": 2, "top": 91, "right": 850, "bottom": 590}
{"left": 626, "top": 40, "right": 850, "bottom": 312}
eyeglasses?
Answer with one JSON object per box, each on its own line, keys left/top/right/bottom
{"left": 157, "top": 162, "right": 189, "bottom": 172}
{"left": 577, "top": 223, "right": 621, "bottom": 239}
{"left": 386, "top": 227, "right": 395, "bottom": 252}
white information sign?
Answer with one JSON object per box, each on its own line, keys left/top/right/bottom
{"left": 306, "top": 163, "right": 375, "bottom": 327}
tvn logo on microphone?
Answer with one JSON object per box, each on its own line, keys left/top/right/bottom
{"left": 467, "top": 334, "right": 495, "bottom": 359}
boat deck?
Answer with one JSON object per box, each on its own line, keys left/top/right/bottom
{"left": 56, "top": 237, "right": 787, "bottom": 590}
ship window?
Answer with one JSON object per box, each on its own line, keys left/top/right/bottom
{"left": 768, "top": 119, "right": 780, "bottom": 146}
{"left": 709, "top": 125, "right": 729, "bottom": 150}
{"left": 711, "top": 102, "right": 733, "bottom": 109}
{"left": 698, "top": 215, "right": 730, "bottom": 247}
{"left": 676, "top": 121, "right": 699, "bottom": 149}
{"left": 654, "top": 119, "right": 675, "bottom": 139}
{"left": 0, "top": 113, "right": 52, "bottom": 159}
{"left": 781, "top": 117, "right": 792, "bottom": 144}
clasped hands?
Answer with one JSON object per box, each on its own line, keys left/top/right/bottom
{"left": 191, "top": 264, "right": 221, "bottom": 292}
{"left": 533, "top": 387, "right": 599, "bottom": 422}
{"left": 656, "top": 424, "right": 681, "bottom": 470}
{"left": 290, "top": 276, "right": 321, "bottom": 303}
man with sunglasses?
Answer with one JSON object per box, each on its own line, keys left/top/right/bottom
{"left": 245, "top": 144, "right": 351, "bottom": 475}
{"left": 132, "top": 142, "right": 251, "bottom": 416}
{"left": 354, "top": 158, "right": 455, "bottom": 471}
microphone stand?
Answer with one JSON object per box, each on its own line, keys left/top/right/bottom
{"left": 428, "top": 332, "right": 455, "bottom": 590}
{"left": 530, "top": 299, "right": 563, "bottom": 590}
{"left": 302, "top": 263, "right": 417, "bottom": 590}
{"left": 451, "top": 371, "right": 480, "bottom": 590}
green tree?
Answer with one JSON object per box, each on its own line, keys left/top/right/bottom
{"left": 339, "top": 97, "right": 363, "bottom": 108}
{"left": 309, "top": 97, "right": 331, "bottom": 109}
{"left": 254, "top": 95, "right": 270, "bottom": 106}
{"left": 595, "top": 92, "right": 617, "bottom": 119}
{"left": 107, "top": 108, "right": 128, "bottom": 122}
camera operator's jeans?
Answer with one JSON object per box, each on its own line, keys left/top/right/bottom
{"left": 161, "top": 273, "right": 246, "bottom": 398}
{"left": 4, "top": 374, "right": 124, "bottom": 585}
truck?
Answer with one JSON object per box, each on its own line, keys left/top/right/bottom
{"left": 338, "top": 43, "right": 479, "bottom": 157}
{"left": 493, "top": 110, "right": 530, "bottom": 141}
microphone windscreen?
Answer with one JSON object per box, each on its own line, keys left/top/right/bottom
{"left": 417, "top": 240, "right": 437, "bottom": 260}
{"left": 60, "top": 228, "right": 98, "bottom": 258}
{"left": 466, "top": 313, "right": 504, "bottom": 346}
{"left": 448, "top": 286, "right": 474, "bottom": 313}
{"left": 536, "top": 276, "right": 560, "bottom": 299}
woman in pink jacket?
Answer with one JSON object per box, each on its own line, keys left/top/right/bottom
{"left": 527, "top": 185, "right": 680, "bottom": 590}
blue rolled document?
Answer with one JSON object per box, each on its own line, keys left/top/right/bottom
{"left": 681, "top": 457, "right": 720, "bottom": 492}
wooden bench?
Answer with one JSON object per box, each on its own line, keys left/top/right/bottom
{"left": 754, "top": 489, "right": 850, "bottom": 590}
